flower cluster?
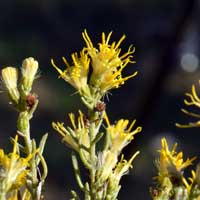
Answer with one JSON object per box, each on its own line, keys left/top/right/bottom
{"left": 0, "top": 135, "right": 31, "bottom": 197}
{"left": 51, "top": 30, "right": 137, "bottom": 109}
{"left": 156, "top": 138, "right": 196, "bottom": 184}
{"left": 53, "top": 109, "right": 142, "bottom": 199}
{"left": 51, "top": 30, "right": 141, "bottom": 199}
{"left": 151, "top": 138, "right": 198, "bottom": 199}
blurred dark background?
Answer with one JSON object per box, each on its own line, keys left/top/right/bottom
{"left": 0, "top": 0, "right": 200, "bottom": 199}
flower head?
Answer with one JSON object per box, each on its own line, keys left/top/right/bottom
{"left": 97, "top": 150, "right": 118, "bottom": 183}
{"left": 156, "top": 138, "right": 196, "bottom": 184}
{"left": 22, "top": 57, "right": 38, "bottom": 80}
{"left": 1, "top": 67, "right": 20, "bottom": 104}
{"left": 104, "top": 113, "right": 142, "bottom": 154}
{"left": 111, "top": 152, "right": 139, "bottom": 181}
{"left": 21, "top": 57, "right": 39, "bottom": 95}
{"left": 0, "top": 135, "right": 31, "bottom": 193}
{"left": 52, "top": 110, "right": 90, "bottom": 152}
{"left": 1, "top": 67, "right": 18, "bottom": 90}
{"left": 96, "top": 149, "right": 139, "bottom": 196}
{"left": 106, "top": 152, "right": 139, "bottom": 199}
{"left": 51, "top": 30, "right": 138, "bottom": 103}
{"left": 82, "top": 30, "right": 138, "bottom": 93}
{"left": 51, "top": 50, "right": 91, "bottom": 97}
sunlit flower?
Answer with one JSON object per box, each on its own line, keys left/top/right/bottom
{"left": 107, "top": 152, "right": 139, "bottom": 199}
{"left": 0, "top": 135, "right": 31, "bottom": 193}
{"left": 1, "top": 67, "right": 20, "bottom": 103}
{"left": 104, "top": 113, "right": 142, "bottom": 154}
{"left": 21, "top": 57, "right": 39, "bottom": 94}
{"left": 82, "top": 30, "right": 138, "bottom": 93}
{"left": 156, "top": 138, "right": 196, "bottom": 183}
{"left": 52, "top": 121, "right": 78, "bottom": 150}
{"left": 112, "top": 152, "right": 139, "bottom": 179}
{"left": 176, "top": 82, "right": 200, "bottom": 128}
{"left": 51, "top": 50, "right": 91, "bottom": 97}
{"left": 52, "top": 110, "right": 90, "bottom": 152}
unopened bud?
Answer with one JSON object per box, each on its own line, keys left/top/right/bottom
{"left": 1, "top": 67, "right": 20, "bottom": 104}
{"left": 21, "top": 57, "right": 38, "bottom": 94}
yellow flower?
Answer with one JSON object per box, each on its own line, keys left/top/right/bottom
{"left": 104, "top": 113, "right": 142, "bottom": 154}
{"left": 21, "top": 57, "right": 39, "bottom": 94}
{"left": 52, "top": 110, "right": 90, "bottom": 152}
{"left": 176, "top": 82, "right": 200, "bottom": 128}
{"left": 82, "top": 30, "right": 138, "bottom": 93}
{"left": 111, "top": 152, "right": 139, "bottom": 182}
{"left": 51, "top": 49, "right": 91, "bottom": 97}
{"left": 156, "top": 138, "right": 196, "bottom": 183}
{"left": 97, "top": 150, "right": 118, "bottom": 183}
{"left": 96, "top": 150, "right": 139, "bottom": 192}
{"left": 0, "top": 135, "right": 31, "bottom": 193}
{"left": 1, "top": 67, "right": 20, "bottom": 104}
{"left": 107, "top": 152, "right": 139, "bottom": 198}
{"left": 52, "top": 121, "right": 78, "bottom": 150}
{"left": 114, "top": 151, "right": 140, "bottom": 180}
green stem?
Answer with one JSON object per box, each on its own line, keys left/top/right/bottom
{"left": 80, "top": 88, "right": 105, "bottom": 199}
{"left": 87, "top": 109, "right": 105, "bottom": 199}
{"left": 17, "top": 103, "right": 39, "bottom": 200}
{"left": 89, "top": 120, "right": 97, "bottom": 198}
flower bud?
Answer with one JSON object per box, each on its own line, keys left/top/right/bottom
{"left": 1, "top": 67, "right": 20, "bottom": 104}
{"left": 21, "top": 57, "right": 38, "bottom": 94}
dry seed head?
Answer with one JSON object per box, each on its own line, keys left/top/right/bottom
{"left": 26, "top": 93, "right": 38, "bottom": 109}
{"left": 96, "top": 101, "right": 106, "bottom": 112}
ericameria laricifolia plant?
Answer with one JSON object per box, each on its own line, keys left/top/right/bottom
{"left": 151, "top": 81, "right": 200, "bottom": 200}
{"left": 2, "top": 30, "right": 200, "bottom": 200}
{"left": 51, "top": 30, "right": 142, "bottom": 199}
{"left": 0, "top": 58, "right": 48, "bottom": 200}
